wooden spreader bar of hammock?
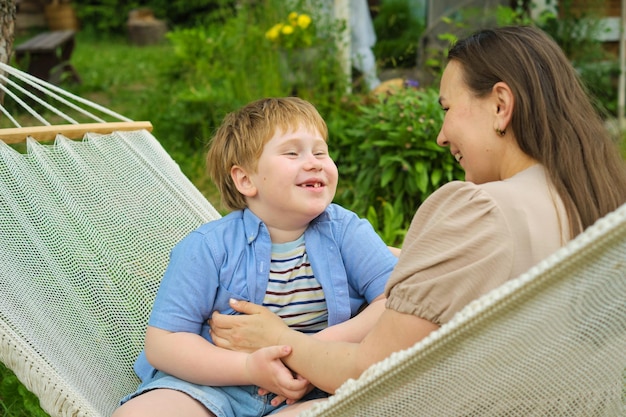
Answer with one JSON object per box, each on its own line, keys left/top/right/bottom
{"left": 0, "top": 121, "right": 153, "bottom": 144}
{"left": 0, "top": 61, "right": 153, "bottom": 143}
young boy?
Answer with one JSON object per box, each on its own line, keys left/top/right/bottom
{"left": 113, "top": 97, "right": 398, "bottom": 417}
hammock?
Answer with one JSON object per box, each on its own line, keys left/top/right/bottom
{"left": 0, "top": 62, "right": 221, "bottom": 416}
{"left": 0, "top": 62, "right": 625, "bottom": 417}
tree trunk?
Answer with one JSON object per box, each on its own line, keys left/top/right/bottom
{"left": 0, "top": 0, "right": 15, "bottom": 65}
{"left": 617, "top": 0, "right": 626, "bottom": 131}
{"left": 0, "top": 0, "right": 15, "bottom": 106}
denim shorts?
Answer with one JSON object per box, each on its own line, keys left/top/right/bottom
{"left": 120, "top": 370, "right": 328, "bottom": 417}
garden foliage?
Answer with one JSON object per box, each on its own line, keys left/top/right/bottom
{"left": 265, "top": 11, "right": 316, "bottom": 49}
{"left": 157, "top": 0, "right": 347, "bottom": 153}
{"left": 332, "top": 86, "right": 464, "bottom": 246}
{"left": 74, "top": 0, "right": 230, "bottom": 35}
{"left": 372, "top": 0, "right": 425, "bottom": 69}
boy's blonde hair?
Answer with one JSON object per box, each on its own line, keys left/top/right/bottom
{"left": 206, "top": 97, "right": 328, "bottom": 211}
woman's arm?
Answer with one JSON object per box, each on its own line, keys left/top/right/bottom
{"left": 313, "top": 295, "right": 386, "bottom": 342}
{"left": 210, "top": 300, "right": 439, "bottom": 393}
{"left": 145, "top": 325, "right": 310, "bottom": 397}
{"left": 388, "top": 246, "right": 401, "bottom": 257}
{"left": 313, "top": 242, "right": 400, "bottom": 342}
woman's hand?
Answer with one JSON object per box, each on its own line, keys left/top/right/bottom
{"left": 210, "top": 299, "right": 289, "bottom": 353}
{"left": 210, "top": 299, "right": 314, "bottom": 404}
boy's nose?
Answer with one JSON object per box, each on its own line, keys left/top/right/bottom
{"left": 305, "top": 155, "right": 323, "bottom": 170}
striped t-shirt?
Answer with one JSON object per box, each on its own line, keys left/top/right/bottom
{"left": 263, "top": 235, "right": 328, "bottom": 334}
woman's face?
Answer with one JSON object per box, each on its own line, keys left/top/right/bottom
{"left": 436, "top": 60, "right": 508, "bottom": 184}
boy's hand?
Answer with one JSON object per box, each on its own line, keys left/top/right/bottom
{"left": 245, "top": 345, "right": 310, "bottom": 402}
{"left": 257, "top": 378, "right": 315, "bottom": 406}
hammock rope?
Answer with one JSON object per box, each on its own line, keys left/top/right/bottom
{"left": 0, "top": 61, "right": 131, "bottom": 127}
{"left": 0, "top": 62, "right": 151, "bottom": 144}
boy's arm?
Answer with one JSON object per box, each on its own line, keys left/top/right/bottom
{"left": 145, "top": 325, "right": 250, "bottom": 385}
{"left": 313, "top": 295, "right": 386, "bottom": 343}
{"left": 144, "top": 325, "right": 310, "bottom": 397}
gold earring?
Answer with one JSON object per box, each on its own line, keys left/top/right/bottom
{"left": 496, "top": 127, "right": 506, "bottom": 137}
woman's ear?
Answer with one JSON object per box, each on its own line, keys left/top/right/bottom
{"left": 231, "top": 165, "right": 257, "bottom": 197}
{"left": 492, "top": 81, "right": 514, "bottom": 131}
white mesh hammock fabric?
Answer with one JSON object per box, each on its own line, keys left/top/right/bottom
{"left": 0, "top": 129, "right": 221, "bottom": 417}
{"left": 0, "top": 62, "right": 221, "bottom": 416}
{"left": 0, "top": 62, "right": 625, "bottom": 417}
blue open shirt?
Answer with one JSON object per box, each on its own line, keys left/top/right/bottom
{"left": 134, "top": 203, "right": 398, "bottom": 381}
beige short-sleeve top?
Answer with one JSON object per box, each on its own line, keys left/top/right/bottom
{"left": 385, "top": 164, "right": 569, "bottom": 325}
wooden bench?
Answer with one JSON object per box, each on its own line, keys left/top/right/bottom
{"left": 14, "top": 30, "right": 81, "bottom": 85}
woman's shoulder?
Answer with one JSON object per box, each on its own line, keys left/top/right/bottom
{"left": 433, "top": 180, "right": 486, "bottom": 199}
{"left": 408, "top": 180, "right": 509, "bottom": 244}
{"left": 421, "top": 180, "right": 499, "bottom": 220}
{"left": 386, "top": 182, "right": 515, "bottom": 325}
{"left": 431, "top": 165, "right": 550, "bottom": 213}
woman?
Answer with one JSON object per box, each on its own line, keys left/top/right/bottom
{"left": 209, "top": 25, "right": 626, "bottom": 398}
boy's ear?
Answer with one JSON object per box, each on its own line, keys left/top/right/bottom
{"left": 231, "top": 165, "right": 257, "bottom": 197}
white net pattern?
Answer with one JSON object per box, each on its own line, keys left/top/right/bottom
{"left": 303, "top": 203, "right": 626, "bottom": 416}
{"left": 0, "top": 129, "right": 220, "bottom": 417}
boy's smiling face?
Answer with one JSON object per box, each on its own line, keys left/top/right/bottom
{"left": 234, "top": 124, "right": 338, "bottom": 241}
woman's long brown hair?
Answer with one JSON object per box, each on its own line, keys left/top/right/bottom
{"left": 448, "top": 25, "right": 626, "bottom": 237}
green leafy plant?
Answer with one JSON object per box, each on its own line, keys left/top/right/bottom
{"left": 0, "top": 363, "right": 49, "bottom": 417}
{"left": 366, "top": 200, "right": 407, "bottom": 246}
{"left": 73, "top": 0, "right": 143, "bottom": 35}
{"left": 73, "top": 0, "right": 230, "bottom": 36}
{"left": 334, "top": 85, "right": 464, "bottom": 245}
{"left": 162, "top": 5, "right": 284, "bottom": 149}
{"left": 535, "top": 0, "right": 617, "bottom": 117}
{"left": 162, "top": 0, "right": 347, "bottom": 150}
{"left": 372, "top": 0, "right": 425, "bottom": 69}
{"left": 146, "top": 0, "right": 233, "bottom": 29}
{"left": 422, "top": 3, "right": 531, "bottom": 83}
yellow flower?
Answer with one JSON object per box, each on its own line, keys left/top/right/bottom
{"left": 288, "top": 12, "right": 299, "bottom": 25}
{"left": 265, "top": 23, "right": 283, "bottom": 41}
{"left": 266, "top": 11, "right": 316, "bottom": 49}
{"left": 297, "top": 14, "right": 311, "bottom": 29}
